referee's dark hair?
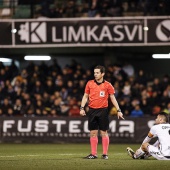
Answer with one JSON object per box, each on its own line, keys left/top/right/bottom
{"left": 94, "top": 65, "right": 105, "bottom": 74}
{"left": 159, "top": 112, "right": 169, "bottom": 123}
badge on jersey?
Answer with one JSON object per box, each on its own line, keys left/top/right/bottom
{"left": 100, "top": 91, "right": 105, "bottom": 97}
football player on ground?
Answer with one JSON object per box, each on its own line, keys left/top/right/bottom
{"left": 127, "top": 112, "right": 170, "bottom": 160}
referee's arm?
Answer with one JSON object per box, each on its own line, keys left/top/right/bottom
{"left": 80, "top": 93, "right": 89, "bottom": 116}
{"left": 110, "top": 94, "right": 124, "bottom": 120}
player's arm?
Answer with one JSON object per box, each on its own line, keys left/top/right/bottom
{"left": 142, "top": 132, "right": 154, "bottom": 144}
{"left": 139, "top": 131, "right": 154, "bottom": 153}
{"left": 80, "top": 93, "right": 89, "bottom": 116}
{"left": 110, "top": 94, "right": 124, "bottom": 120}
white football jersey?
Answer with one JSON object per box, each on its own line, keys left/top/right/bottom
{"left": 150, "top": 123, "right": 170, "bottom": 156}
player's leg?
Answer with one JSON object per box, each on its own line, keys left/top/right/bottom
{"left": 134, "top": 148, "right": 146, "bottom": 159}
{"left": 127, "top": 147, "right": 145, "bottom": 159}
{"left": 143, "top": 140, "right": 160, "bottom": 158}
{"left": 127, "top": 141, "right": 161, "bottom": 159}
{"left": 142, "top": 143, "right": 169, "bottom": 160}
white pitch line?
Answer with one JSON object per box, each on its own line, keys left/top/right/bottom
{"left": 0, "top": 153, "right": 80, "bottom": 158}
{"left": 0, "top": 156, "right": 15, "bottom": 158}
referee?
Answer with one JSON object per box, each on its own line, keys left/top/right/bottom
{"left": 80, "top": 65, "right": 124, "bottom": 159}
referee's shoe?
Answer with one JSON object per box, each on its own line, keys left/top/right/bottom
{"left": 84, "top": 154, "right": 98, "bottom": 159}
{"left": 101, "top": 154, "right": 108, "bottom": 159}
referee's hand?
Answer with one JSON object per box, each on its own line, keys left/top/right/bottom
{"left": 117, "top": 112, "right": 124, "bottom": 120}
{"left": 80, "top": 110, "right": 86, "bottom": 116}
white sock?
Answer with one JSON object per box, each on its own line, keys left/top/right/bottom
{"left": 134, "top": 148, "right": 145, "bottom": 159}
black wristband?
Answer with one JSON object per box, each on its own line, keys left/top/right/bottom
{"left": 117, "top": 109, "right": 121, "bottom": 112}
{"left": 80, "top": 106, "right": 84, "bottom": 110}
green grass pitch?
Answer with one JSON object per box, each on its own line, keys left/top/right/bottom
{"left": 0, "top": 144, "right": 170, "bottom": 170}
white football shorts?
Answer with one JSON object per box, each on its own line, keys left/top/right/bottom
{"left": 148, "top": 145, "right": 170, "bottom": 160}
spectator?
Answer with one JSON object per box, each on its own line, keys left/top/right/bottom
{"left": 35, "top": 100, "right": 44, "bottom": 116}
{"left": 122, "top": 80, "right": 131, "bottom": 98}
{"left": 88, "top": 0, "right": 102, "bottom": 17}
{"left": 67, "top": 80, "right": 75, "bottom": 97}
{"left": 162, "top": 102, "right": 170, "bottom": 115}
{"left": 101, "top": 0, "right": 110, "bottom": 17}
{"left": 76, "top": 79, "right": 86, "bottom": 99}
{"left": 0, "top": 98, "right": 13, "bottom": 116}
{"left": 122, "top": 62, "right": 135, "bottom": 77}
{"left": 70, "top": 104, "right": 80, "bottom": 116}
{"left": 53, "top": 2, "right": 64, "bottom": 18}
{"left": 113, "top": 81, "right": 121, "bottom": 98}
{"left": 160, "top": 89, "right": 170, "bottom": 107}
{"left": 6, "top": 83, "right": 17, "bottom": 101}
{"left": 49, "top": 58, "right": 62, "bottom": 75}
{"left": 0, "top": 68, "right": 7, "bottom": 83}
{"left": 39, "top": 61, "right": 49, "bottom": 75}
{"left": 39, "top": 0, "right": 53, "bottom": 17}
{"left": 163, "top": 0, "right": 170, "bottom": 15}
{"left": 51, "top": 97, "right": 62, "bottom": 116}
{"left": 0, "top": 61, "right": 5, "bottom": 70}
{"left": 127, "top": 0, "right": 143, "bottom": 12}
{"left": 21, "top": 99, "right": 35, "bottom": 117}
{"left": 59, "top": 101, "right": 69, "bottom": 116}
{"left": 45, "top": 78, "right": 56, "bottom": 95}
{"left": 161, "top": 74, "right": 169, "bottom": 92}
{"left": 130, "top": 104, "right": 144, "bottom": 117}
{"left": 63, "top": 0, "right": 77, "bottom": 18}
{"left": 131, "top": 82, "right": 141, "bottom": 99}
{"left": 152, "top": 78, "right": 161, "bottom": 96}
{"left": 69, "top": 99, "right": 80, "bottom": 116}
{"left": 60, "top": 87, "right": 68, "bottom": 101}
{"left": 109, "top": 106, "right": 117, "bottom": 116}
{"left": 140, "top": 98, "right": 151, "bottom": 115}
{"left": 106, "top": 0, "right": 123, "bottom": 16}
{"left": 135, "top": 69, "right": 147, "bottom": 86}
{"left": 166, "top": 85, "right": 170, "bottom": 98}
{"left": 13, "top": 98, "right": 23, "bottom": 116}
{"left": 21, "top": 69, "right": 29, "bottom": 79}
{"left": 117, "top": 98, "right": 130, "bottom": 116}
{"left": 55, "top": 75, "right": 64, "bottom": 91}
{"left": 31, "top": 80, "right": 44, "bottom": 95}
{"left": 143, "top": 0, "right": 159, "bottom": 16}
{"left": 113, "top": 64, "right": 128, "bottom": 83}
{"left": 152, "top": 105, "right": 161, "bottom": 116}
{"left": 8, "top": 60, "right": 19, "bottom": 78}
{"left": 42, "top": 92, "right": 51, "bottom": 108}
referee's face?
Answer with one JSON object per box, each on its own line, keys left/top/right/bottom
{"left": 94, "top": 69, "right": 104, "bottom": 82}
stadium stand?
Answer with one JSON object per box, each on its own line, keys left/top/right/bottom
{"left": 0, "top": 0, "right": 170, "bottom": 19}
{"left": 0, "top": 59, "right": 170, "bottom": 117}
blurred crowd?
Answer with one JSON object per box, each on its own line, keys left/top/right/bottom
{"left": 0, "top": 59, "right": 170, "bottom": 118}
{"left": 19, "top": 0, "right": 170, "bottom": 18}
{"left": 34, "top": 0, "right": 170, "bottom": 18}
